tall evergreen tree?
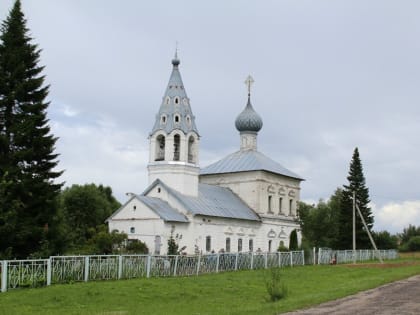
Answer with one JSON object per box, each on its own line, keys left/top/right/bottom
{"left": 0, "top": 0, "right": 63, "bottom": 258}
{"left": 336, "top": 148, "right": 373, "bottom": 249}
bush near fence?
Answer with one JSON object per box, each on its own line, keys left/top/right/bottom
{"left": 0, "top": 249, "right": 397, "bottom": 293}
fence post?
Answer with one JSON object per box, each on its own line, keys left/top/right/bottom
{"left": 47, "top": 258, "right": 52, "bottom": 286}
{"left": 216, "top": 254, "right": 219, "bottom": 273}
{"left": 250, "top": 252, "right": 254, "bottom": 270}
{"left": 1, "top": 261, "right": 7, "bottom": 292}
{"left": 302, "top": 250, "right": 305, "bottom": 266}
{"left": 318, "top": 248, "right": 321, "bottom": 265}
{"left": 278, "top": 252, "right": 281, "bottom": 267}
{"left": 84, "top": 256, "right": 89, "bottom": 282}
{"left": 235, "top": 253, "right": 239, "bottom": 270}
{"left": 290, "top": 251, "right": 293, "bottom": 267}
{"left": 196, "top": 254, "right": 201, "bottom": 275}
{"left": 118, "top": 255, "right": 123, "bottom": 280}
{"left": 173, "top": 255, "right": 178, "bottom": 276}
{"left": 146, "top": 255, "right": 151, "bottom": 278}
{"left": 264, "top": 253, "right": 268, "bottom": 269}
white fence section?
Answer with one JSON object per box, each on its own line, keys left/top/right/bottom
{"left": 317, "top": 249, "right": 398, "bottom": 264}
{"left": 0, "top": 249, "right": 399, "bottom": 292}
{"left": 0, "top": 251, "right": 304, "bottom": 292}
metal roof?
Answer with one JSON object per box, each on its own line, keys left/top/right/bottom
{"left": 144, "top": 179, "right": 260, "bottom": 222}
{"left": 200, "top": 149, "right": 303, "bottom": 180}
{"left": 138, "top": 196, "right": 189, "bottom": 222}
{"left": 172, "top": 183, "right": 260, "bottom": 221}
{"left": 150, "top": 56, "right": 199, "bottom": 136}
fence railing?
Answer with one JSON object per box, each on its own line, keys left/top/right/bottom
{"left": 0, "top": 249, "right": 399, "bottom": 293}
{"left": 317, "top": 249, "right": 398, "bottom": 264}
{"left": 1, "top": 251, "right": 304, "bottom": 292}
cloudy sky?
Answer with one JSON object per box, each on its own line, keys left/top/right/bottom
{"left": 1, "top": 0, "right": 419, "bottom": 233}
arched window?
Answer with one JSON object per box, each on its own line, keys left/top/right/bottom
{"left": 226, "top": 237, "right": 231, "bottom": 252}
{"left": 279, "top": 197, "right": 283, "bottom": 214}
{"left": 268, "top": 195, "right": 273, "bottom": 213}
{"left": 206, "top": 236, "right": 211, "bottom": 252}
{"left": 173, "top": 134, "right": 180, "bottom": 161}
{"left": 188, "top": 136, "right": 195, "bottom": 163}
{"left": 249, "top": 239, "right": 253, "bottom": 252}
{"left": 268, "top": 240, "right": 272, "bottom": 252}
{"left": 289, "top": 199, "right": 293, "bottom": 216}
{"left": 238, "top": 238, "right": 243, "bottom": 252}
{"left": 155, "top": 135, "right": 165, "bottom": 161}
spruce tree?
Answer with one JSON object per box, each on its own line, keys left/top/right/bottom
{"left": 336, "top": 148, "right": 373, "bottom": 249}
{"left": 0, "top": 0, "right": 63, "bottom": 258}
{"left": 289, "top": 229, "right": 298, "bottom": 251}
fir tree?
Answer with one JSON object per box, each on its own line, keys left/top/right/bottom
{"left": 0, "top": 0, "right": 63, "bottom": 258}
{"left": 336, "top": 148, "right": 373, "bottom": 249}
{"left": 289, "top": 229, "right": 298, "bottom": 251}
{"left": 167, "top": 234, "right": 179, "bottom": 255}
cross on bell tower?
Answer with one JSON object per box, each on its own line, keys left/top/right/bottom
{"left": 245, "top": 75, "right": 254, "bottom": 96}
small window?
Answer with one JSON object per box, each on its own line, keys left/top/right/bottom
{"left": 174, "top": 97, "right": 179, "bottom": 104}
{"left": 238, "top": 238, "right": 242, "bottom": 252}
{"left": 165, "top": 97, "right": 170, "bottom": 105}
{"left": 268, "top": 240, "right": 272, "bottom": 252}
{"left": 289, "top": 199, "right": 293, "bottom": 216}
{"left": 173, "top": 134, "right": 180, "bottom": 161}
{"left": 279, "top": 197, "right": 283, "bottom": 214}
{"left": 157, "top": 187, "right": 161, "bottom": 193}
{"left": 206, "top": 236, "right": 211, "bottom": 252}
{"left": 130, "top": 227, "right": 135, "bottom": 234}
{"left": 186, "top": 115, "right": 191, "bottom": 126}
{"left": 161, "top": 115, "right": 167, "bottom": 124}
{"left": 133, "top": 205, "right": 136, "bottom": 211}
{"left": 174, "top": 115, "right": 180, "bottom": 123}
{"left": 268, "top": 195, "right": 273, "bottom": 213}
{"left": 226, "top": 237, "right": 231, "bottom": 252}
{"left": 249, "top": 239, "right": 253, "bottom": 252}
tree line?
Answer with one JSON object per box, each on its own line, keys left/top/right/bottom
{"left": 297, "top": 148, "right": 420, "bottom": 252}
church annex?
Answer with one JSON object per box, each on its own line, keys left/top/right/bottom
{"left": 107, "top": 54, "right": 304, "bottom": 255}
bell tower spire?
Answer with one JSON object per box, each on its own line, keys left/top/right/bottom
{"left": 147, "top": 54, "right": 200, "bottom": 196}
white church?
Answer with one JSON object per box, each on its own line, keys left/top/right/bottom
{"left": 107, "top": 54, "right": 304, "bottom": 255}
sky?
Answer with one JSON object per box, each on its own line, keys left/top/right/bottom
{"left": 1, "top": 0, "right": 419, "bottom": 234}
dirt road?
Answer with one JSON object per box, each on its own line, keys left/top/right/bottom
{"left": 283, "top": 274, "right": 420, "bottom": 315}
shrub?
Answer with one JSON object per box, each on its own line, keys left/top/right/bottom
{"left": 406, "top": 236, "right": 420, "bottom": 251}
{"left": 126, "top": 239, "right": 148, "bottom": 254}
{"left": 289, "top": 229, "right": 298, "bottom": 251}
{"left": 265, "top": 268, "right": 288, "bottom": 302}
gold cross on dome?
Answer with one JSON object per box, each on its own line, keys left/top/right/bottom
{"left": 244, "top": 75, "right": 254, "bottom": 95}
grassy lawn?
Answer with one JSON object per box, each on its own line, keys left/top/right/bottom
{"left": 0, "top": 259, "right": 419, "bottom": 315}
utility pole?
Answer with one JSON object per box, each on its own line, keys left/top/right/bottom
{"left": 353, "top": 191, "right": 356, "bottom": 264}
{"left": 355, "top": 203, "right": 383, "bottom": 264}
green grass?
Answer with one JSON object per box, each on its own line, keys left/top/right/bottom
{"left": 0, "top": 260, "right": 419, "bottom": 315}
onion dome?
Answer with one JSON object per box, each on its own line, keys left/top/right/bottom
{"left": 235, "top": 96, "right": 263, "bottom": 132}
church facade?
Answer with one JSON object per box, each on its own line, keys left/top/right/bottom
{"left": 107, "top": 55, "right": 303, "bottom": 255}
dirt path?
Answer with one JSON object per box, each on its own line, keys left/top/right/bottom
{"left": 283, "top": 274, "right": 420, "bottom": 315}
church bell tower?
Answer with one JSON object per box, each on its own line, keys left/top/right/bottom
{"left": 147, "top": 53, "right": 200, "bottom": 196}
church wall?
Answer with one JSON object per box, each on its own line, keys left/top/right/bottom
{"left": 169, "top": 215, "right": 300, "bottom": 254}
{"left": 148, "top": 163, "right": 199, "bottom": 196}
{"left": 200, "top": 171, "right": 301, "bottom": 217}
